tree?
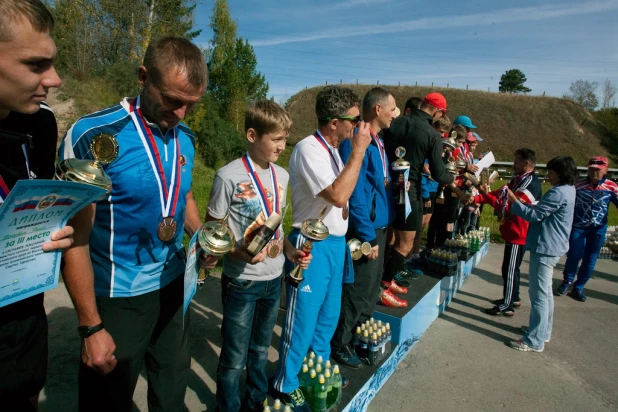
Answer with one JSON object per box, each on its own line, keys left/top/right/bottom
{"left": 601, "top": 78, "right": 617, "bottom": 109}
{"left": 498, "top": 69, "right": 531, "bottom": 94}
{"left": 564, "top": 80, "right": 599, "bottom": 111}
{"left": 207, "top": 0, "right": 269, "bottom": 129}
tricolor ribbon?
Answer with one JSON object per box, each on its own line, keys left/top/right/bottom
{"left": 129, "top": 96, "right": 182, "bottom": 221}
{"left": 241, "top": 153, "right": 280, "bottom": 239}
{"left": 314, "top": 131, "right": 343, "bottom": 173}
{"left": 0, "top": 176, "right": 9, "bottom": 205}
{"left": 370, "top": 129, "right": 389, "bottom": 180}
{"left": 497, "top": 184, "right": 509, "bottom": 217}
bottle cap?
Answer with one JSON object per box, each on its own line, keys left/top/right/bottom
{"left": 378, "top": 330, "right": 382, "bottom": 337}
{"left": 372, "top": 332, "right": 378, "bottom": 339}
{"left": 319, "top": 374, "right": 325, "bottom": 384}
{"left": 333, "top": 365, "right": 340, "bottom": 374}
{"left": 317, "top": 355, "right": 323, "bottom": 364}
{"left": 325, "top": 368, "right": 331, "bottom": 378}
{"left": 325, "top": 360, "right": 331, "bottom": 369}
{"left": 356, "top": 326, "right": 361, "bottom": 333}
{"left": 316, "top": 364, "right": 322, "bottom": 373}
{"left": 309, "top": 351, "right": 316, "bottom": 359}
{"left": 361, "top": 324, "right": 366, "bottom": 330}
{"left": 363, "top": 330, "right": 369, "bottom": 337}
{"left": 370, "top": 317, "right": 375, "bottom": 324}
{"left": 302, "top": 363, "right": 308, "bottom": 372}
{"left": 264, "top": 407, "right": 271, "bottom": 412}
{"left": 310, "top": 369, "right": 316, "bottom": 378}
{"left": 308, "top": 359, "right": 314, "bottom": 368}
{"left": 274, "top": 399, "right": 281, "bottom": 407}
{"left": 284, "top": 407, "right": 291, "bottom": 412}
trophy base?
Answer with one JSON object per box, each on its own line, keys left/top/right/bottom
{"left": 285, "top": 274, "right": 304, "bottom": 288}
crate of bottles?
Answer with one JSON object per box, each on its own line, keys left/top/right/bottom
{"left": 352, "top": 318, "right": 392, "bottom": 367}
{"left": 428, "top": 250, "right": 458, "bottom": 276}
{"left": 604, "top": 227, "right": 618, "bottom": 258}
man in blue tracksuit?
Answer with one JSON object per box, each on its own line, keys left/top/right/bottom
{"left": 330, "top": 87, "right": 396, "bottom": 368}
{"left": 557, "top": 156, "right": 618, "bottom": 302}
{"left": 273, "top": 86, "right": 372, "bottom": 411}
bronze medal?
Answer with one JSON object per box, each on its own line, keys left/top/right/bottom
{"left": 267, "top": 241, "right": 281, "bottom": 259}
{"left": 157, "top": 217, "right": 177, "bottom": 242}
{"left": 342, "top": 205, "right": 349, "bottom": 220}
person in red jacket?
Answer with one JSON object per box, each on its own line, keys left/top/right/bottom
{"left": 467, "top": 148, "right": 542, "bottom": 316}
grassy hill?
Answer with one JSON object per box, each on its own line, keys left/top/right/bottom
{"left": 285, "top": 84, "right": 618, "bottom": 165}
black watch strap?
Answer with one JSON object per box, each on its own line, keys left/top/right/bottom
{"left": 77, "top": 323, "right": 104, "bottom": 339}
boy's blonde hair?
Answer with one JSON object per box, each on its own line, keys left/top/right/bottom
{"left": 433, "top": 115, "right": 451, "bottom": 132}
{"left": 245, "top": 100, "right": 292, "bottom": 136}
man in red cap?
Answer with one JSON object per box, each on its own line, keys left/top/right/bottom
{"left": 557, "top": 156, "right": 618, "bottom": 301}
{"left": 381, "top": 92, "right": 456, "bottom": 299}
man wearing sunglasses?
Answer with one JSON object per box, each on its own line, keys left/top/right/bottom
{"left": 557, "top": 156, "right": 618, "bottom": 301}
{"left": 273, "top": 86, "right": 371, "bottom": 411}
{"left": 381, "top": 92, "right": 456, "bottom": 287}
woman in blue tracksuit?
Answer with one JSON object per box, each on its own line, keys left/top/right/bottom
{"left": 557, "top": 156, "right": 618, "bottom": 302}
{"left": 506, "top": 156, "right": 577, "bottom": 352}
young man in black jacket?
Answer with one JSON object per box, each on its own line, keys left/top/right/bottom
{"left": 0, "top": 1, "right": 72, "bottom": 410}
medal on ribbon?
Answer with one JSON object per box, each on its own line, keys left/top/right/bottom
{"left": 314, "top": 131, "right": 349, "bottom": 220}
{"left": 129, "top": 96, "right": 182, "bottom": 242}
{"left": 241, "top": 153, "right": 282, "bottom": 258}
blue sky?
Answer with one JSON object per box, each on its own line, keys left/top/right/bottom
{"left": 192, "top": 0, "right": 618, "bottom": 104}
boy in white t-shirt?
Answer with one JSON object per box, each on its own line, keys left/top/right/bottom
{"left": 207, "top": 100, "right": 311, "bottom": 412}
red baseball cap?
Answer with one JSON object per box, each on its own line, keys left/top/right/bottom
{"left": 588, "top": 156, "right": 608, "bottom": 169}
{"left": 466, "top": 132, "right": 477, "bottom": 142}
{"left": 423, "top": 92, "right": 447, "bottom": 111}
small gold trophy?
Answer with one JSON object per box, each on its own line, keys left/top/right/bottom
{"left": 55, "top": 134, "right": 119, "bottom": 195}
{"left": 196, "top": 212, "right": 235, "bottom": 285}
{"left": 391, "top": 146, "right": 410, "bottom": 205}
{"left": 347, "top": 238, "right": 372, "bottom": 260}
{"left": 287, "top": 206, "right": 329, "bottom": 287}
{"left": 480, "top": 168, "right": 490, "bottom": 187}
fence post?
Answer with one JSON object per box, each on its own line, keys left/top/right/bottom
{"left": 340, "top": 79, "right": 342, "bottom": 85}
{"left": 377, "top": 80, "right": 379, "bottom": 85}
{"left": 488, "top": 87, "right": 490, "bottom": 92}
{"left": 356, "top": 79, "right": 358, "bottom": 85}
{"left": 431, "top": 82, "right": 433, "bottom": 87}
{"left": 398, "top": 81, "right": 400, "bottom": 86}
{"left": 326, "top": 80, "right": 328, "bottom": 86}
{"left": 466, "top": 85, "right": 468, "bottom": 90}
{"left": 543, "top": 91, "right": 546, "bottom": 96}
{"left": 447, "top": 83, "right": 449, "bottom": 88}
{"left": 415, "top": 81, "right": 417, "bottom": 86}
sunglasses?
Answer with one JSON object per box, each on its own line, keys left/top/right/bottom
{"left": 326, "top": 115, "right": 361, "bottom": 123}
{"left": 588, "top": 160, "right": 607, "bottom": 166}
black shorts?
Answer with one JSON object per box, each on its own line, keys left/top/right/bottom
{"left": 423, "top": 192, "right": 437, "bottom": 215}
{"left": 445, "top": 187, "right": 461, "bottom": 224}
{"left": 0, "top": 295, "right": 48, "bottom": 407}
{"left": 392, "top": 183, "right": 423, "bottom": 231}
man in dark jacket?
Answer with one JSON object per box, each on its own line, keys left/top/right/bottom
{"left": 382, "top": 93, "right": 455, "bottom": 288}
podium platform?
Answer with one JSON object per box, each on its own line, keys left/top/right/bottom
{"left": 335, "top": 242, "right": 490, "bottom": 412}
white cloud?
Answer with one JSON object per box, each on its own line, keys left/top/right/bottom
{"left": 252, "top": 0, "right": 618, "bottom": 46}
{"left": 325, "top": 0, "right": 397, "bottom": 11}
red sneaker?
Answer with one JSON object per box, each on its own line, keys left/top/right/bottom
{"left": 381, "top": 280, "right": 408, "bottom": 294}
{"left": 380, "top": 289, "right": 408, "bottom": 307}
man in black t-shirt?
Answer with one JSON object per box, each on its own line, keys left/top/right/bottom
{"left": 0, "top": 1, "right": 72, "bottom": 410}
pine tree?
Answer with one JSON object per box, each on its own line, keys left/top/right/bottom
{"left": 499, "top": 69, "right": 531, "bottom": 94}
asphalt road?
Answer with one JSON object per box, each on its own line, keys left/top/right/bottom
{"left": 38, "top": 244, "right": 618, "bottom": 411}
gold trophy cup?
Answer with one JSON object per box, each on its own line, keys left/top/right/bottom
{"left": 196, "top": 213, "right": 235, "bottom": 285}
{"left": 55, "top": 134, "right": 118, "bottom": 195}
{"left": 391, "top": 146, "right": 410, "bottom": 205}
{"left": 287, "top": 206, "right": 329, "bottom": 287}
{"left": 347, "top": 238, "right": 372, "bottom": 260}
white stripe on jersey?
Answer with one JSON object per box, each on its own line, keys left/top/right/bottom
{"left": 40, "top": 102, "right": 54, "bottom": 113}
{"left": 108, "top": 194, "right": 116, "bottom": 297}
{"left": 519, "top": 188, "right": 537, "bottom": 205}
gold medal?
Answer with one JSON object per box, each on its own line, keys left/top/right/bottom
{"left": 157, "top": 217, "right": 177, "bottom": 242}
{"left": 342, "top": 205, "right": 349, "bottom": 220}
{"left": 90, "top": 134, "right": 119, "bottom": 165}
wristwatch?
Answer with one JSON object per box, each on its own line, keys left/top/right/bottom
{"left": 77, "top": 323, "right": 105, "bottom": 338}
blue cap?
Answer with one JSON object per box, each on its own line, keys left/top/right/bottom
{"left": 471, "top": 132, "right": 483, "bottom": 142}
{"left": 453, "top": 115, "right": 477, "bottom": 129}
